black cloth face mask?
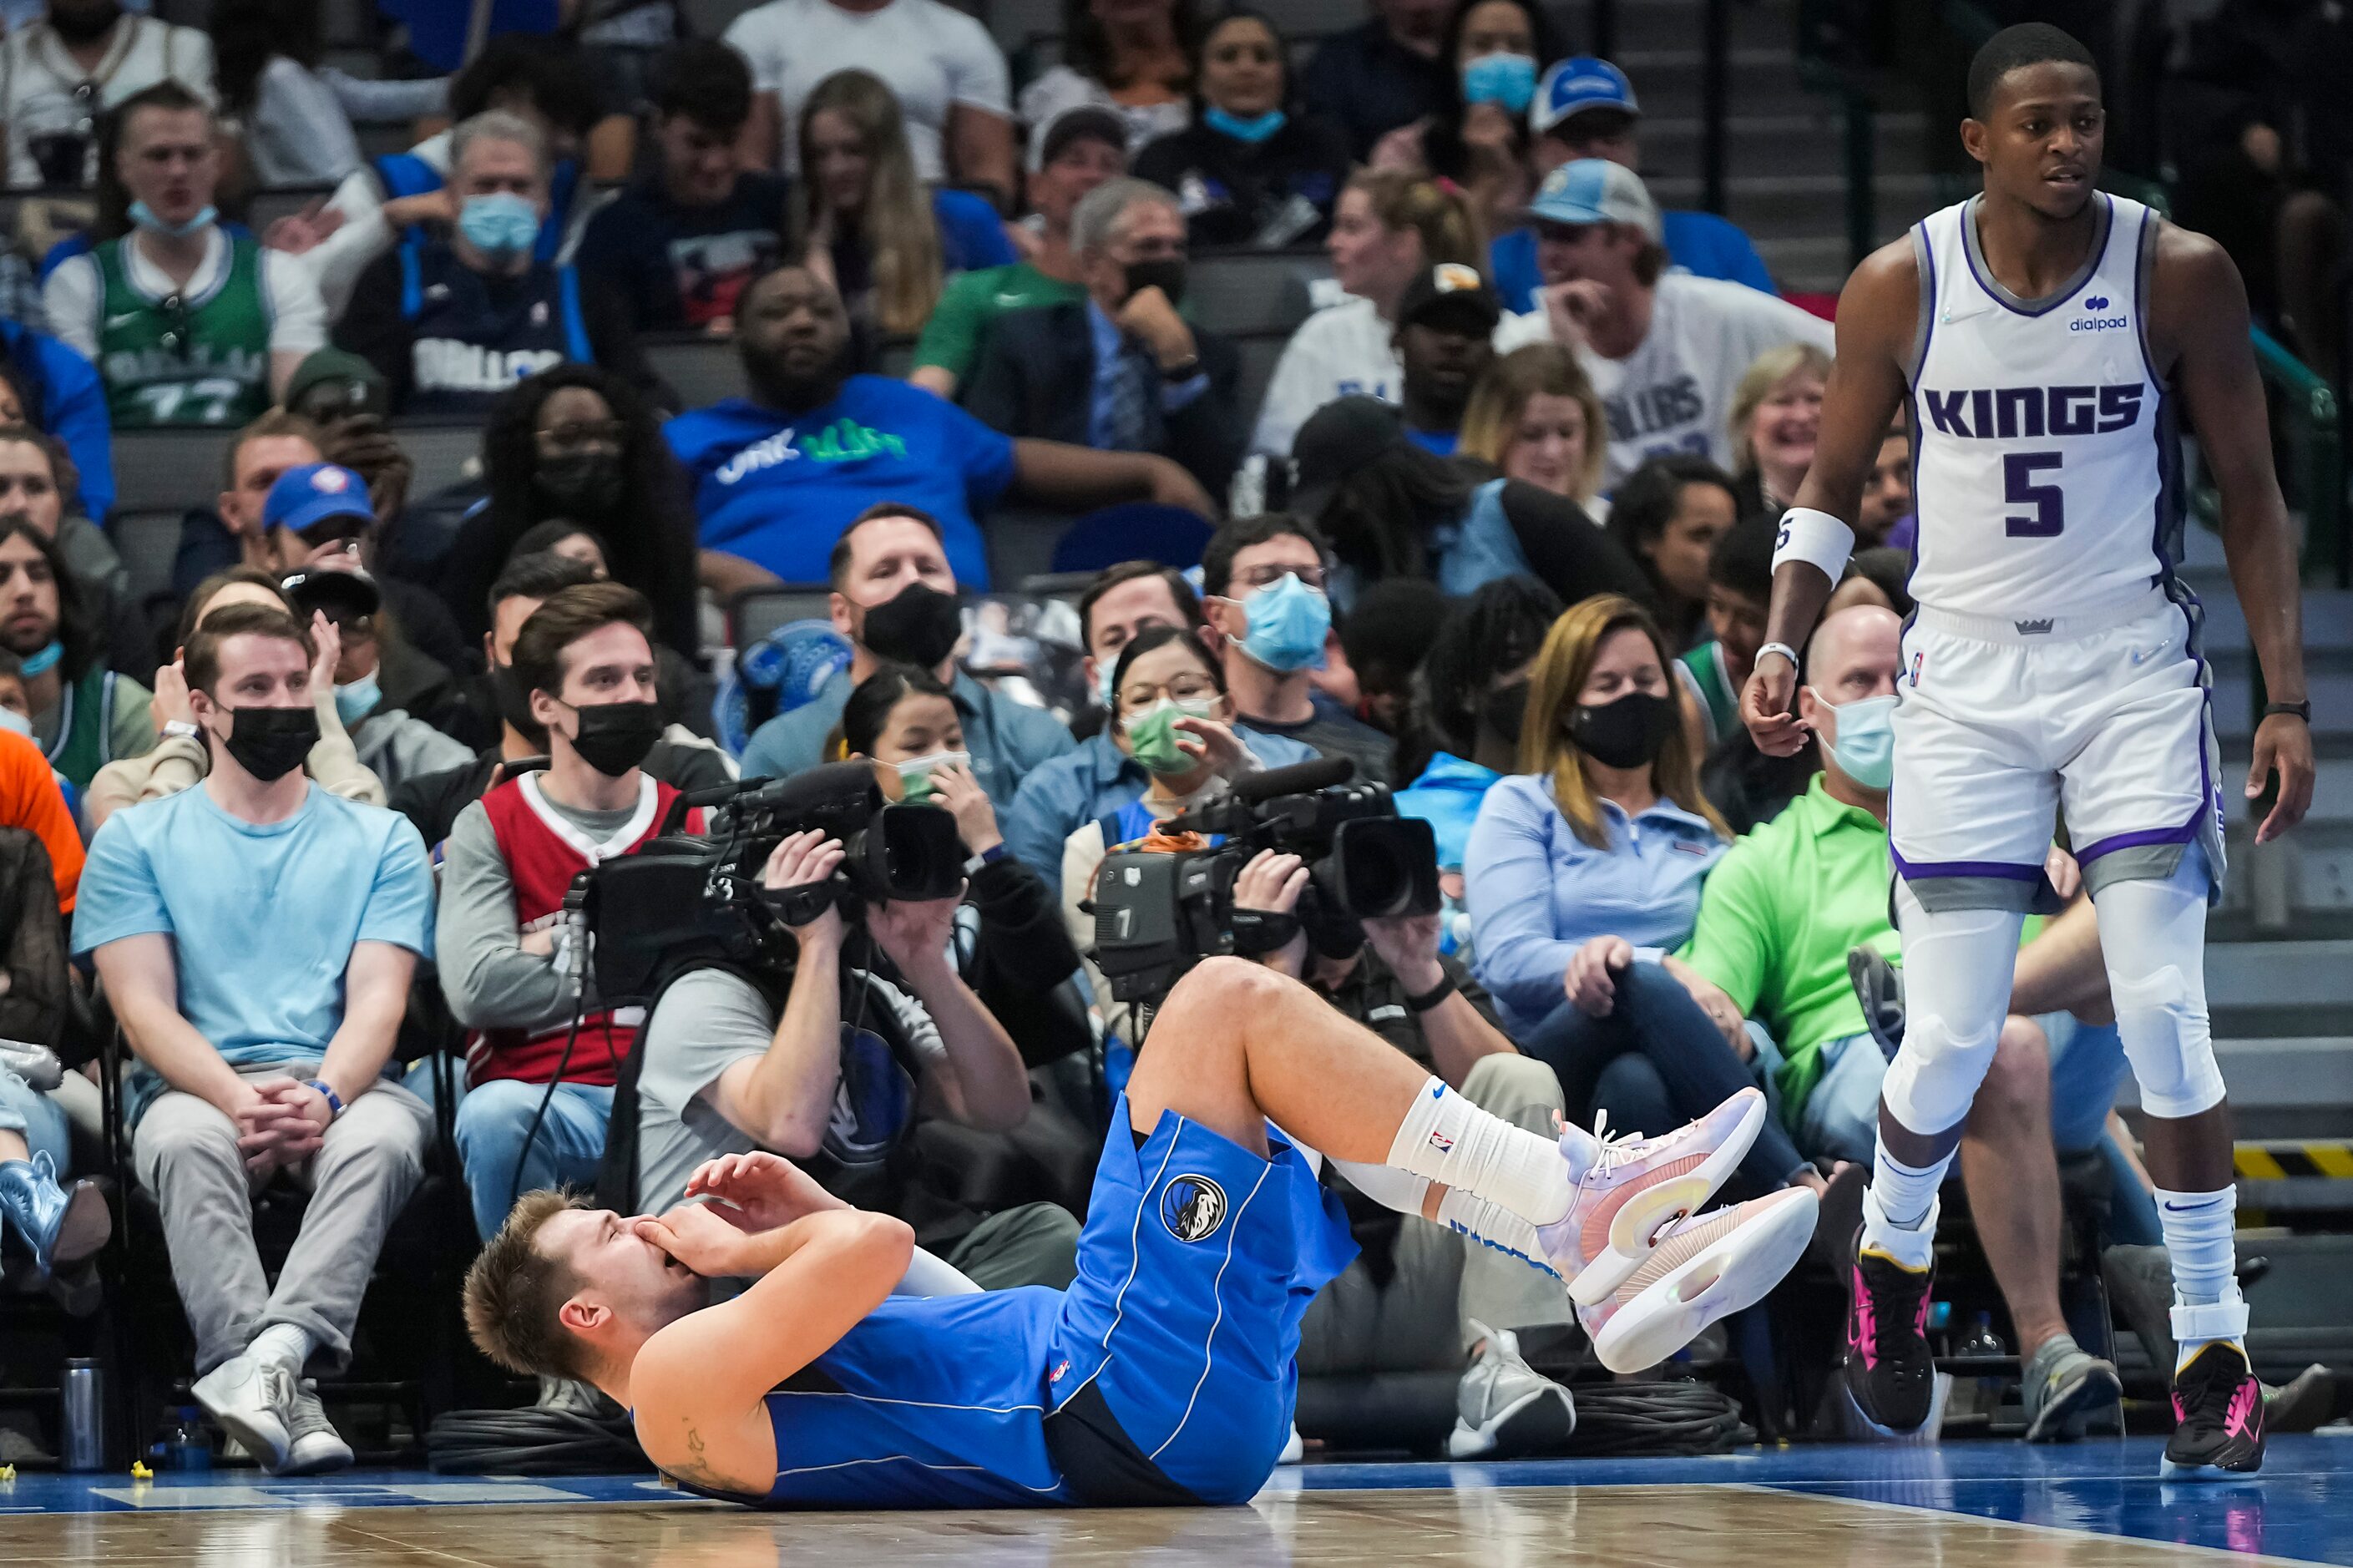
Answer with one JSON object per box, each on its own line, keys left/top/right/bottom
{"left": 490, "top": 661, "right": 547, "bottom": 744}
{"left": 566, "top": 700, "right": 661, "bottom": 776}
{"left": 1480, "top": 679, "right": 1531, "bottom": 748}
{"left": 1568, "top": 690, "right": 1675, "bottom": 770}
{"left": 860, "top": 582, "right": 962, "bottom": 670}
{"left": 533, "top": 451, "right": 620, "bottom": 512}
{"left": 220, "top": 705, "right": 319, "bottom": 782}
{"left": 1123, "top": 257, "right": 1187, "bottom": 307}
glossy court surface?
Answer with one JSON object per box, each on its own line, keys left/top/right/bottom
{"left": 5, "top": 1437, "right": 2351, "bottom": 1565}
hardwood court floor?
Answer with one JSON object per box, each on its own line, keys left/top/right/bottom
{"left": 3, "top": 1438, "right": 2348, "bottom": 1567}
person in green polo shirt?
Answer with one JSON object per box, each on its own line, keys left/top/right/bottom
{"left": 907, "top": 105, "right": 1126, "bottom": 402}
{"left": 1677, "top": 515, "right": 1772, "bottom": 746}
{"left": 1680, "top": 603, "right": 2141, "bottom": 1441}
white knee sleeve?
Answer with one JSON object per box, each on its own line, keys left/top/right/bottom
{"left": 2094, "top": 859, "right": 2225, "bottom": 1120}
{"left": 1882, "top": 901, "right": 2023, "bottom": 1136}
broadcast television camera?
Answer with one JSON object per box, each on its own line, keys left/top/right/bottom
{"left": 583, "top": 761, "right": 966, "bottom": 1004}
{"left": 1086, "top": 756, "right": 1440, "bottom": 1009}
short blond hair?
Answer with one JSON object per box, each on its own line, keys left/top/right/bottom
{"left": 463, "top": 1189, "right": 589, "bottom": 1379}
{"left": 1728, "top": 342, "right": 1832, "bottom": 476}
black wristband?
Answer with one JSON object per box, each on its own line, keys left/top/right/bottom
{"left": 1404, "top": 971, "right": 1459, "bottom": 1013}
{"left": 1228, "top": 907, "right": 1301, "bottom": 958}
{"left": 2264, "top": 700, "right": 2312, "bottom": 723}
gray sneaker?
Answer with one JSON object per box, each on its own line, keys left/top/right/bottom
{"left": 1446, "top": 1323, "right": 1576, "bottom": 1459}
{"left": 1847, "top": 948, "right": 1905, "bottom": 1061}
{"left": 191, "top": 1354, "right": 295, "bottom": 1471}
{"left": 278, "top": 1382, "right": 353, "bottom": 1475}
{"left": 2022, "top": 1332, "right": 2122, "bottom": 1443}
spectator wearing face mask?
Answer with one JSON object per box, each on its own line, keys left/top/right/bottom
{"left": 1249, "top": 169, "right": 1481, "bottom": 466}
{"left": 1131, "top": 11, "right": 1351, "bottom": 250}
{"left": 86, "top": 566, "right": 382, "bottom": 830}
{"left": 436, "top": 367, "right": 701, "bottom": 660}
{"left": 1370, "top": 0, "right": 1565, "bottom": 238}
{"left": 1, "top": 0, "right": 211, "bottom": 190}
{"left": 964, "top": 178, "right": 1243, "bottom": 500}
{"left": 266, "top": 36, "right": 607, "bottom": 323}
{"left": 999, "top": 558, "right": 1317, "bottom": 877}
{"left": 1495, "top": 159, "right": 1833, "bottom": 487}
{"left": 910, "top": 105, "right": 1128, "bottom": 402}
{"left": 1298, "top": 0, "right": 1454, "bottom": 160}
{"left": 668, "top": 265, "right": 1212, "bottom": 602}
{"left": 737, "top": 505, "right": 1074, "bottom": 802}
{"left": 1293, "top": 395, "right": 1647, "bottom": 606}
{"left": 278, "top": 561, "right": 472, "bottom": 796}
{"left": 1197, "top": 512, "right": 1390, "bottom": 783}
{"left": 0, "top": 423, "right": 138, "bottom": 673}
{"left": 1455, "top": 341, "right": 1607, "bottom": 513}
{"left": 1489, "top": 57, "right": 1774, "bottom": 311}
{"left": 436, "top": 582, "right": 702, "bottom": 1243}
{"left": 1019, "top": 0, "right": 1202, "bottom": 159}
{"left": 1727, "top": 342, "right": 1827, "bottom": 520}
{"left": 792, "top": 69, "right": 1015, "bottom": 341}
{"left": 1463, "top": 594, "right": 1818, "bottom": 1193}
{"left": 391, "top": 553, "right": 731, "bottom": 854}
{"left": 576, "top": 41, "right": 788, "bottom": 337}
{"left": 43, "top": 82, "right": 323, "bottom": 428}
{"left": 335, "top": 111, "right": 657, "bottom": 418}
{"left": 0, "top": 515, "right": 153, "bottom": 787}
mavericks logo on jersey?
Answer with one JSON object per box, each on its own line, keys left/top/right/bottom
{"left": 1161, "top": 1174, "right": 1228, "bottom": 1242}
{"left": 715, "top": 418, "right": 911, "bottom": 484}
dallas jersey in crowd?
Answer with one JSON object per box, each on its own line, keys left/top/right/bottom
{"left": 665, "top": 375, "right": 1013, "bottom": 587}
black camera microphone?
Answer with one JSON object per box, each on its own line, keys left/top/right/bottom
{"left": 1229, "top": 756, "right": 1354, "bottom": 804}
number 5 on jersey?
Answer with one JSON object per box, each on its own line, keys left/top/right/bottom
{"left": 2003, "top": 452, "right": 2064, "bottom": 537}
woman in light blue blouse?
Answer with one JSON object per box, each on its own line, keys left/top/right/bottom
{"left": 1464, "top": 593, "right": 1814, "bottom": 1191}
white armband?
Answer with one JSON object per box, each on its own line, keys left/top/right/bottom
{"left": 1771, "top": 506, "right": 1855, "bottom": 583}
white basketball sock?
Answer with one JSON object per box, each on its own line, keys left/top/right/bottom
{"left": 1385, "top": 1075, "right": 1574, "bottom": 1227}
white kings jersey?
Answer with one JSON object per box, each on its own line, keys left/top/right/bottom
{"left": 1906, "top": 194, "right": 2179, "bottom": 621}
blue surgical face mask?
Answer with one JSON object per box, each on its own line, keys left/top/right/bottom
{"left": 18, "top": 640, "right": 60, "bottom": 679}
{"left": 458, "top": 192, "right": 541, "bottom": 261}
{"left": 1815, "top": 689, "right": 1896, "bottom": 791}
{"left": 334, "top": 670, "right": 381, "bottom": 728}
{"left": 1462, "top": 52, "right": 1538, "bottom": 114}
{"left": 128, "top": 200, "right": 217, "bottom": 238}
{"left": 1233, "top": 573, "right": 1330, "bottom": 673}
{"left": 1203, "top": 105, "right": 1288, "bottom": 144}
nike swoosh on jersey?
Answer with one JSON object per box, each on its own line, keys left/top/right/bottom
{"left": 104, "top": 311, "right": 144, "bottom": 330}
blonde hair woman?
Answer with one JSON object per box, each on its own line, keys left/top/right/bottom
{"left": 1457, "top": 343, "right": 1607, "bottom": 509}
{"left": 795, "top": 71, "right": 1016, "bottom": 336}
{"left": 1463, "top": 594, "right": 1818, "bottom": 1193}
{"left": 1728, "top": 341, "right": 1830, "bottom": 517}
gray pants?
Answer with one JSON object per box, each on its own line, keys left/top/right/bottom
{"left": 131, "top": 1062, "right": 431, "bottom": 1375}
{"left": 1298, "top": 1053, "right": 1571, "bottom": 1375}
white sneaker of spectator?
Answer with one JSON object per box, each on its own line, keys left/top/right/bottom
{"left": 1446, "top": 1322, "right": 1576, "bottom": 1459}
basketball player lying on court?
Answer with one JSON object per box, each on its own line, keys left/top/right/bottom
{"left": 463, "top": 958, "right": 1817, "bottom": 1508}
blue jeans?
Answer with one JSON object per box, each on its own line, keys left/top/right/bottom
{"left": 453, "top": 1080, "right": 615, "bottom": 1241}
{"left": 1520, "top": 959, "right": 1810, "bottom": 1190}
{"left": 1791, "top": 1016, "right": 2160, "bottom": 1243}
{"left": 0, "top": 1067, "right": 67, "bottom": 1171}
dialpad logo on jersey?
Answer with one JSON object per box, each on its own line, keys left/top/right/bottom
{"left": 1161, "top": 1174, "right": 1229, "bottom": 1242}
{"left": 2073, "top": 294, "right": 2130, "bottom": 332}
{"left": 1920, "top": 383, "right": 2142, "bottom": 438}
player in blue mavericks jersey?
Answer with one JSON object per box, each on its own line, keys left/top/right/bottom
{"left": 464, "top": 954, "right": 1819, "bottom": 1509}
{"left": 1742, "top": 24, "right": 2315, "bottom": 1479}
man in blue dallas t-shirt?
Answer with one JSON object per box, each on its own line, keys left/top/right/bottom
{"left": 667, "top": 266, "right": 1215, "bottom": 599}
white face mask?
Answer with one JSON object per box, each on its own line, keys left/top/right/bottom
{"left": 0, "top": 706, "right": 28, "bottom": 738}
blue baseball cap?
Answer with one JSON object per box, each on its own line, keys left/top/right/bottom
{"left": 263, "top": 463, "right": 373, "bottom": 537}
{"left": 1524, "top": 158, "right": 1662, "bottom": 240}
{"left": 1532, "top": 56, "right": 1638, "bottom": 135}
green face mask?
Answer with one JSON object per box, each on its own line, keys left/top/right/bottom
{"left": 1124, "top": 698, "right": 1218, "bottom": 775}
{"left": 893, "top": 748, "right": 970, "bottom": 802}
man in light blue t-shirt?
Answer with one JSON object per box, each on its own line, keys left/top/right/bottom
{"left": 78, "top": 602, "right": 435, "bottom": 1479}
{"left": 665, "top": 265, "right": 1214, "bottom": 599}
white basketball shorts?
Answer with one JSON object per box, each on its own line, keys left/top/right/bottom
{"left": 1888, "top": 587, "right": 2226, "bottom": 913}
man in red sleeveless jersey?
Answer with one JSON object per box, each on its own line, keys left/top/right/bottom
{"left": 437, "top": 583, "right": 702, "bottom": 1242}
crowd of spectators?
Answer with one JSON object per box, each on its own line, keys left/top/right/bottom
{"left": 0, "top": 0, "right": 2229, "bottom": 1482}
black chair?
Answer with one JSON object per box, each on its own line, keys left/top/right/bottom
{"left": 94, "top": 990, "right": 474, "bottom": 1464}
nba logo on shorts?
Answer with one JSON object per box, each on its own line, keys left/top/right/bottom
{"left": 1909, "top": 652, "right": 1925, "bottom": 689}
{"left": 1162, "top": 1175, "right": 1228, "bottom": 1242}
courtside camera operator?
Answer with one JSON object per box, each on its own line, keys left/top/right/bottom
{"left": 1227, "top": 832, "right": 1587, "bottom": 1462}
{"left": 627, "top": 665, "right": 1088, "bottom": 1292}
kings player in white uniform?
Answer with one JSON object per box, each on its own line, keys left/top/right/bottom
{"left": 1743, "top": 23, "right": 2315, "bottom": 1479}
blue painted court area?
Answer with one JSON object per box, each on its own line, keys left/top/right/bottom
{"left": 4, "top": 1438, "right": 2352, "bottom": 1560}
